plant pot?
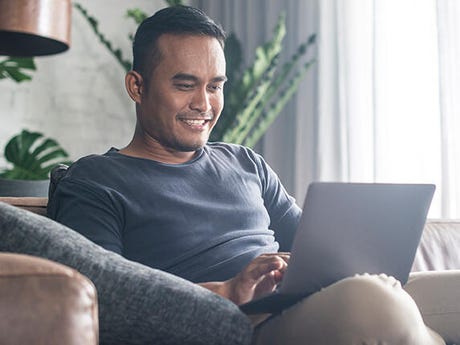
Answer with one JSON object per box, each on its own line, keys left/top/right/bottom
{"left": 0, "top": 178, "right": 49, "bottom": 197}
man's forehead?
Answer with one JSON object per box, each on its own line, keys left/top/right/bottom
{"left": 157, "top": 33, "right": 223, "bottom": 52}
{"left": 154, "top": 34, "right": 226, "bottom": 77}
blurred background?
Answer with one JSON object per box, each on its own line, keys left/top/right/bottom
{"left": 1, "top": 0, "right": 459, "bottom": 218}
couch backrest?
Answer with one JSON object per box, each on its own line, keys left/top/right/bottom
{"left": 412, "top": 219, "right": 460, "bottom": 271}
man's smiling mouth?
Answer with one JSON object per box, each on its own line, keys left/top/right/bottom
{"left": 182, "top": 119, "right": 209, "bottom": 126}
{"left": 178, "top": 115, "right": 213, "bottom": 129}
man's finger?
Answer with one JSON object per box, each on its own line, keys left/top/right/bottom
{"left": 249, "top": 257, "right": 287, "bottom": 281}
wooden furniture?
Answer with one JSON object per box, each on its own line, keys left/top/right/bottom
{"left": 0, "top": 197, "right": 48, "bottom": 216}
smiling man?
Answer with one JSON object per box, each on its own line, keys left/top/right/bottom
{"left": 48, "top": 5, "right": 451, "bottom": 345}
{"left": 49, "top": 4, "right": 297, "bottom": 306}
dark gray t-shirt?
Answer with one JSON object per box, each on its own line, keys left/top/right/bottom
{"left": 48, "top": 143, "right": 301, "bottom": 282}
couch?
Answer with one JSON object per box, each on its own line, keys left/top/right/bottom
{"left": 0, "top": 198, "right": 252, "bottom": 345}
{"left": 1, "top": 197, "right": 459, "bottom": 344}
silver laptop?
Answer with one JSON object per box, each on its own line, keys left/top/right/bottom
{"left": 240, "top": 182, "right": 435, "bottom": 314}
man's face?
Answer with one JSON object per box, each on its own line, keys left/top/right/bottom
{"left": 137, "top": 34, "right": 226, "bottom": 154}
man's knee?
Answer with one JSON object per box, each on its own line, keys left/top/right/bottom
{"left": 319, "top": 274, "right": 441, "bottom": 344}
{"left": 255, "top": 274, "right": 443, "bottom": 345}
{"left": 332, "top": 274, "right": 422, "bottom": 326}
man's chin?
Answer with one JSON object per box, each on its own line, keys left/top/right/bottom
{"left": 172, "top": 140, "right": 207, "bottom": 153}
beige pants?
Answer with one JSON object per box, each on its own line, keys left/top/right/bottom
{"left": 253, "top": 271, "right": 460, "bottom": 345}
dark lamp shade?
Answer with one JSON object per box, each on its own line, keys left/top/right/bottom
{"left": 0, "top": 0, "right": 71, "bottom": 57}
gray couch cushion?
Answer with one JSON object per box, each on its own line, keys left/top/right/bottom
{"left": 0, "top": 202, "right": 252, "bottom": 345}
{"left": 412, "top": 219, "right": 460, "bottom": 271}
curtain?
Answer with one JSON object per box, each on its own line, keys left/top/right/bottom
{"left": 436, "top": 0, "right": 460, "bottom": 218}
{"left": 309, "top": 0, "right": 460, "bottom": 218}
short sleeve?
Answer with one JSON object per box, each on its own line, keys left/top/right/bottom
{"left": 48, "top": 178, "right": 124, "bottom": 254}
{"left": 251, "top": 150, "right": 302, "bottom": 251}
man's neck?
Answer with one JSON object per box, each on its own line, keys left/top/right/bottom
{"left": 119, "top": 139, "right": 198, "bottom": 164}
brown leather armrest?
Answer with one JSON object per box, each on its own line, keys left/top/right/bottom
{"left": 0, "top": 253, "right": 98, "bottom": 345}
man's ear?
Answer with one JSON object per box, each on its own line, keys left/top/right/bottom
{"left": 125, "top": 70, "right": 144, "bottom": 103}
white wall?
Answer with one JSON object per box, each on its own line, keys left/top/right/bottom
{"left": 0, "top": 0, "right": 169, "bottom": 168}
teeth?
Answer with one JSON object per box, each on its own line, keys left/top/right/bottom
{"left": 183, "top": 119, "right": 207, "bottom": 126}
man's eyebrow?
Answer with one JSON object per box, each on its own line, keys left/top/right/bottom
{"left": 212, "top": 75, "right": 228, "bottom": 83}
{"left": 172, "top": 73, "right": 227, "bottom": 83}
{"left": 172, "top": 73, "right": 198, "bottom": 82}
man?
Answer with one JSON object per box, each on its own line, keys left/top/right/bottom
{"left": 49, "top": 5, "right": 451, "bottom": 344}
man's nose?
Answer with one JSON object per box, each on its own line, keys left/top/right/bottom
{"left": 190, "top": 88, "right": 212, "bottom": 113}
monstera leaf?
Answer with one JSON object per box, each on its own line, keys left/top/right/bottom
{"left": 0, "top": 130, "right": 71, "bottom": 180}
{"left": 0, "top": 57, "right": 36, "bottom": 82}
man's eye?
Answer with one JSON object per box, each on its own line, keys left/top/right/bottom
{"left": 176, "top": 84, "right": 194, "bottom": 90}
{"left": 208, "top": 85, "right": 223, "bottom": 92}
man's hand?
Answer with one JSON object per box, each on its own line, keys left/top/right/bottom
{"left": 198, "top": 253, "right": 290, "bottom": 305}
{"left": 223, "top": 253, "right": 290, "bottom": 305}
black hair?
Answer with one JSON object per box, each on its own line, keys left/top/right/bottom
{"left": 132, "top": 5, "right": 226, "bottom": 79}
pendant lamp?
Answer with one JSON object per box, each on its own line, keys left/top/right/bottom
{"left": 0, "top": 0, "right": 71, "bottom": 56}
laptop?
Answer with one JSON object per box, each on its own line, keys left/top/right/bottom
{"left": 240, "top": 182, "right": 435, "bottom": 314}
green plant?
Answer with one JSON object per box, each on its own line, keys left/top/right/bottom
{"left": 0, "top": 130, "right": 71, "bottom": 180}
{"left": 213, "top": 16, "right": 316, "bottom": 147}
{"left": 74, "top": 2, "right": 316, "bottom": 148}
{"left": 1, "top": 32, "right": 69, "bottom": 182}
{"left": 0, "top": 57, "right": 36, "bottom": 82}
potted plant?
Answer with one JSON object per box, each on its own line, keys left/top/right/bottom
{"left": 1, "top": 53, "right": 72, "bottom": 197}
{"left": 0, "top": 130, "right": 71, "bottom": 197}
